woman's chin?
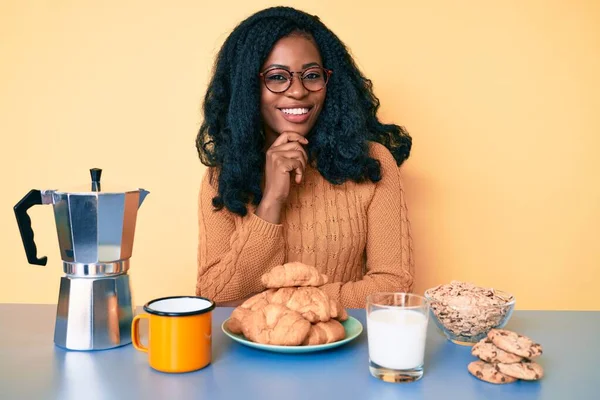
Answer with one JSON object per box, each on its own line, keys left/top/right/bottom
{"left": 274, "top": 124, "right": 312, "bottom": 137}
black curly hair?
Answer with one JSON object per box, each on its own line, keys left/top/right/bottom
{"left": 196, "top": 6, "right": 412, "bottom": 217}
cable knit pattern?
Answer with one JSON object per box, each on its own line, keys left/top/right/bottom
{"left": 197, "top": 142, "right": 414, "bottom": 308}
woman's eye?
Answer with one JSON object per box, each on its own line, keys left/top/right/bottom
{"left": 303, "top": 72, "right": 321, "bottom": 80}
{"left": 266, "top": 74, "right": 288, "bottom": 81}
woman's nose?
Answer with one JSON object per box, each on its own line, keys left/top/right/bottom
{"left": 285, "top": 76, "right": 308, "bottom": 98}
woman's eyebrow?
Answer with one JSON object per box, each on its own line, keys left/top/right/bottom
{"left": 264, "top": 62, "right": 321, "bottom": 70}
{"left": 264, "top": 63, "right": 289, "bottom": 70}
{"left": 302, "top": 62, "right": 320, "bottom": 69}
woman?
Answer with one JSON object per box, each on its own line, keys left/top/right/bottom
{"left": 195, "top": 6, "right": 414, "bottom": 308}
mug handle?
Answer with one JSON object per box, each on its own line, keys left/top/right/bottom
{"left": 131, "top": 314, "right": 149, "bottom": 353}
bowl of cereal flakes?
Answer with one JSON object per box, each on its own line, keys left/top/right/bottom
{"left": 424, "top": 281, "right": 515, "bottom": 346}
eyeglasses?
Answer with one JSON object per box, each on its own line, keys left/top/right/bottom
{"left": 259, "top": 66, "right": 333, "bottom": 93}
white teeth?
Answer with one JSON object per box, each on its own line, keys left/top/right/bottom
{"left": 281, "top": 108, "right": 309, "bottom": 115}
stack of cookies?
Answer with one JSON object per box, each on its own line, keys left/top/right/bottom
{"left": 468, "top": 328, "right": 544, "bottom": 384}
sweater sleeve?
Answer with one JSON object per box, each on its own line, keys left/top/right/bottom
{"left": 319, "top": 142, "right": 415, "bottom": 308}
{"left": 196, "top": 169, "right": 286, "bottom": 304}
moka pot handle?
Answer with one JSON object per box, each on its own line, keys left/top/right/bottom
{"left": 14, "top": 189, "right": 48, "bottom": 266}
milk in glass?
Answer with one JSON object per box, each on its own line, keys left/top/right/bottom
{"left": 367, "top": 308, "right": 428, "bottom": 370}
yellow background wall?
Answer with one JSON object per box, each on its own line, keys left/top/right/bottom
{"left": 1, "top": 0, "right": 598, "bottom": 310}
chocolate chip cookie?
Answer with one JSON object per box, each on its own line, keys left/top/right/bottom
{"left": 496, "top": 360, "right": 544, "bottom": 381}
{"left": 488, "top": 328, "right": 543, "bottom": 359}
{"left": 472, "top": 338, "right": 525, "bottom": 364}
{"left": 468, "top": 361, "right": 517, "bottom": 384}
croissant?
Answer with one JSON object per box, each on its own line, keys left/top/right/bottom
{"left": 227, "top": 264, "right": 350, "bottom": 346}
{"left": 261, "top": 262, "right": 329, "bottom": 288}
{"left": 242, "top": 303, "right": 311, "bottom": 346}
{"left": 267, "top": 287, "right": 331, "bottom": 323}
{"left": 226, "top": 290, "right": 273, "bottom": 334}
{"left": 302, "top": 319, "right": 346, "bottom": 345}
{"left": 329, "top": 297, "right": 348, "bottom": 322}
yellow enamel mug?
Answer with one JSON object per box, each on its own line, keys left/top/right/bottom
{"left": 131, "top": 296, "right": 215, "bottom": 373}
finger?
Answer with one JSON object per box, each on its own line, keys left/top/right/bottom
{"left": 271, "top": 142, "right": 308, "bottom": 158}
{"left": 272, "top": 150, "right": 307, "bottom": 171}
{"left": 279, "top": 158, "right": 304, "bottom": 182}
{"left": 271, "top": 132, "right": 309, "bottom": 148}
{"left": 271, "top": 143, "right": 308, "bottom": 166}
{"left": 279, "top": 158, "right": 303, "bottom": 173}
{"left": 270, "top": 141, "right": 308, "bottom": 154}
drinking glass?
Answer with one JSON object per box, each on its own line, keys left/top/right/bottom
{"left": 366, "top": 292, "right": 430, "bottom": 383}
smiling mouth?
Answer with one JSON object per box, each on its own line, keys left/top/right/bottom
{"left": 278, "top": 106, "right": 314, "bottom": 124}
{"left": 279, "top": 107, "right": 312, "bottom": 115}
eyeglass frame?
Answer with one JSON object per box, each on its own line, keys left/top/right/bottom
{"left": 259, "top": 66, "right": 333, "bottom": 94}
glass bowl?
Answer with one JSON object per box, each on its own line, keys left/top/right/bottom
{"left": 424, "top": 288, "right": 515, "bottom": 346}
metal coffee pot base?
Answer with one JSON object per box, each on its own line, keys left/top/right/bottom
{"left": 54, "top": 273, "right": 134, "bottom": 351}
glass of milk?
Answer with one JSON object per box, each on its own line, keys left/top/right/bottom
{"left": 366, "top": 292, "right": 430, "bottom": 383}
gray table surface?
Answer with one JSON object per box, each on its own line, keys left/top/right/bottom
{"left": 0, "top": 304, "right": 596, "bottom": 400}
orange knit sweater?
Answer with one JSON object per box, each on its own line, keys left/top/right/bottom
{"left": 196, "top": 141, "right": 414, "bottom": 308}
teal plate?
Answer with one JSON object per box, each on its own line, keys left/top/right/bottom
{"left": 221, "top": 316, "right": 363, "bottom": 353}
